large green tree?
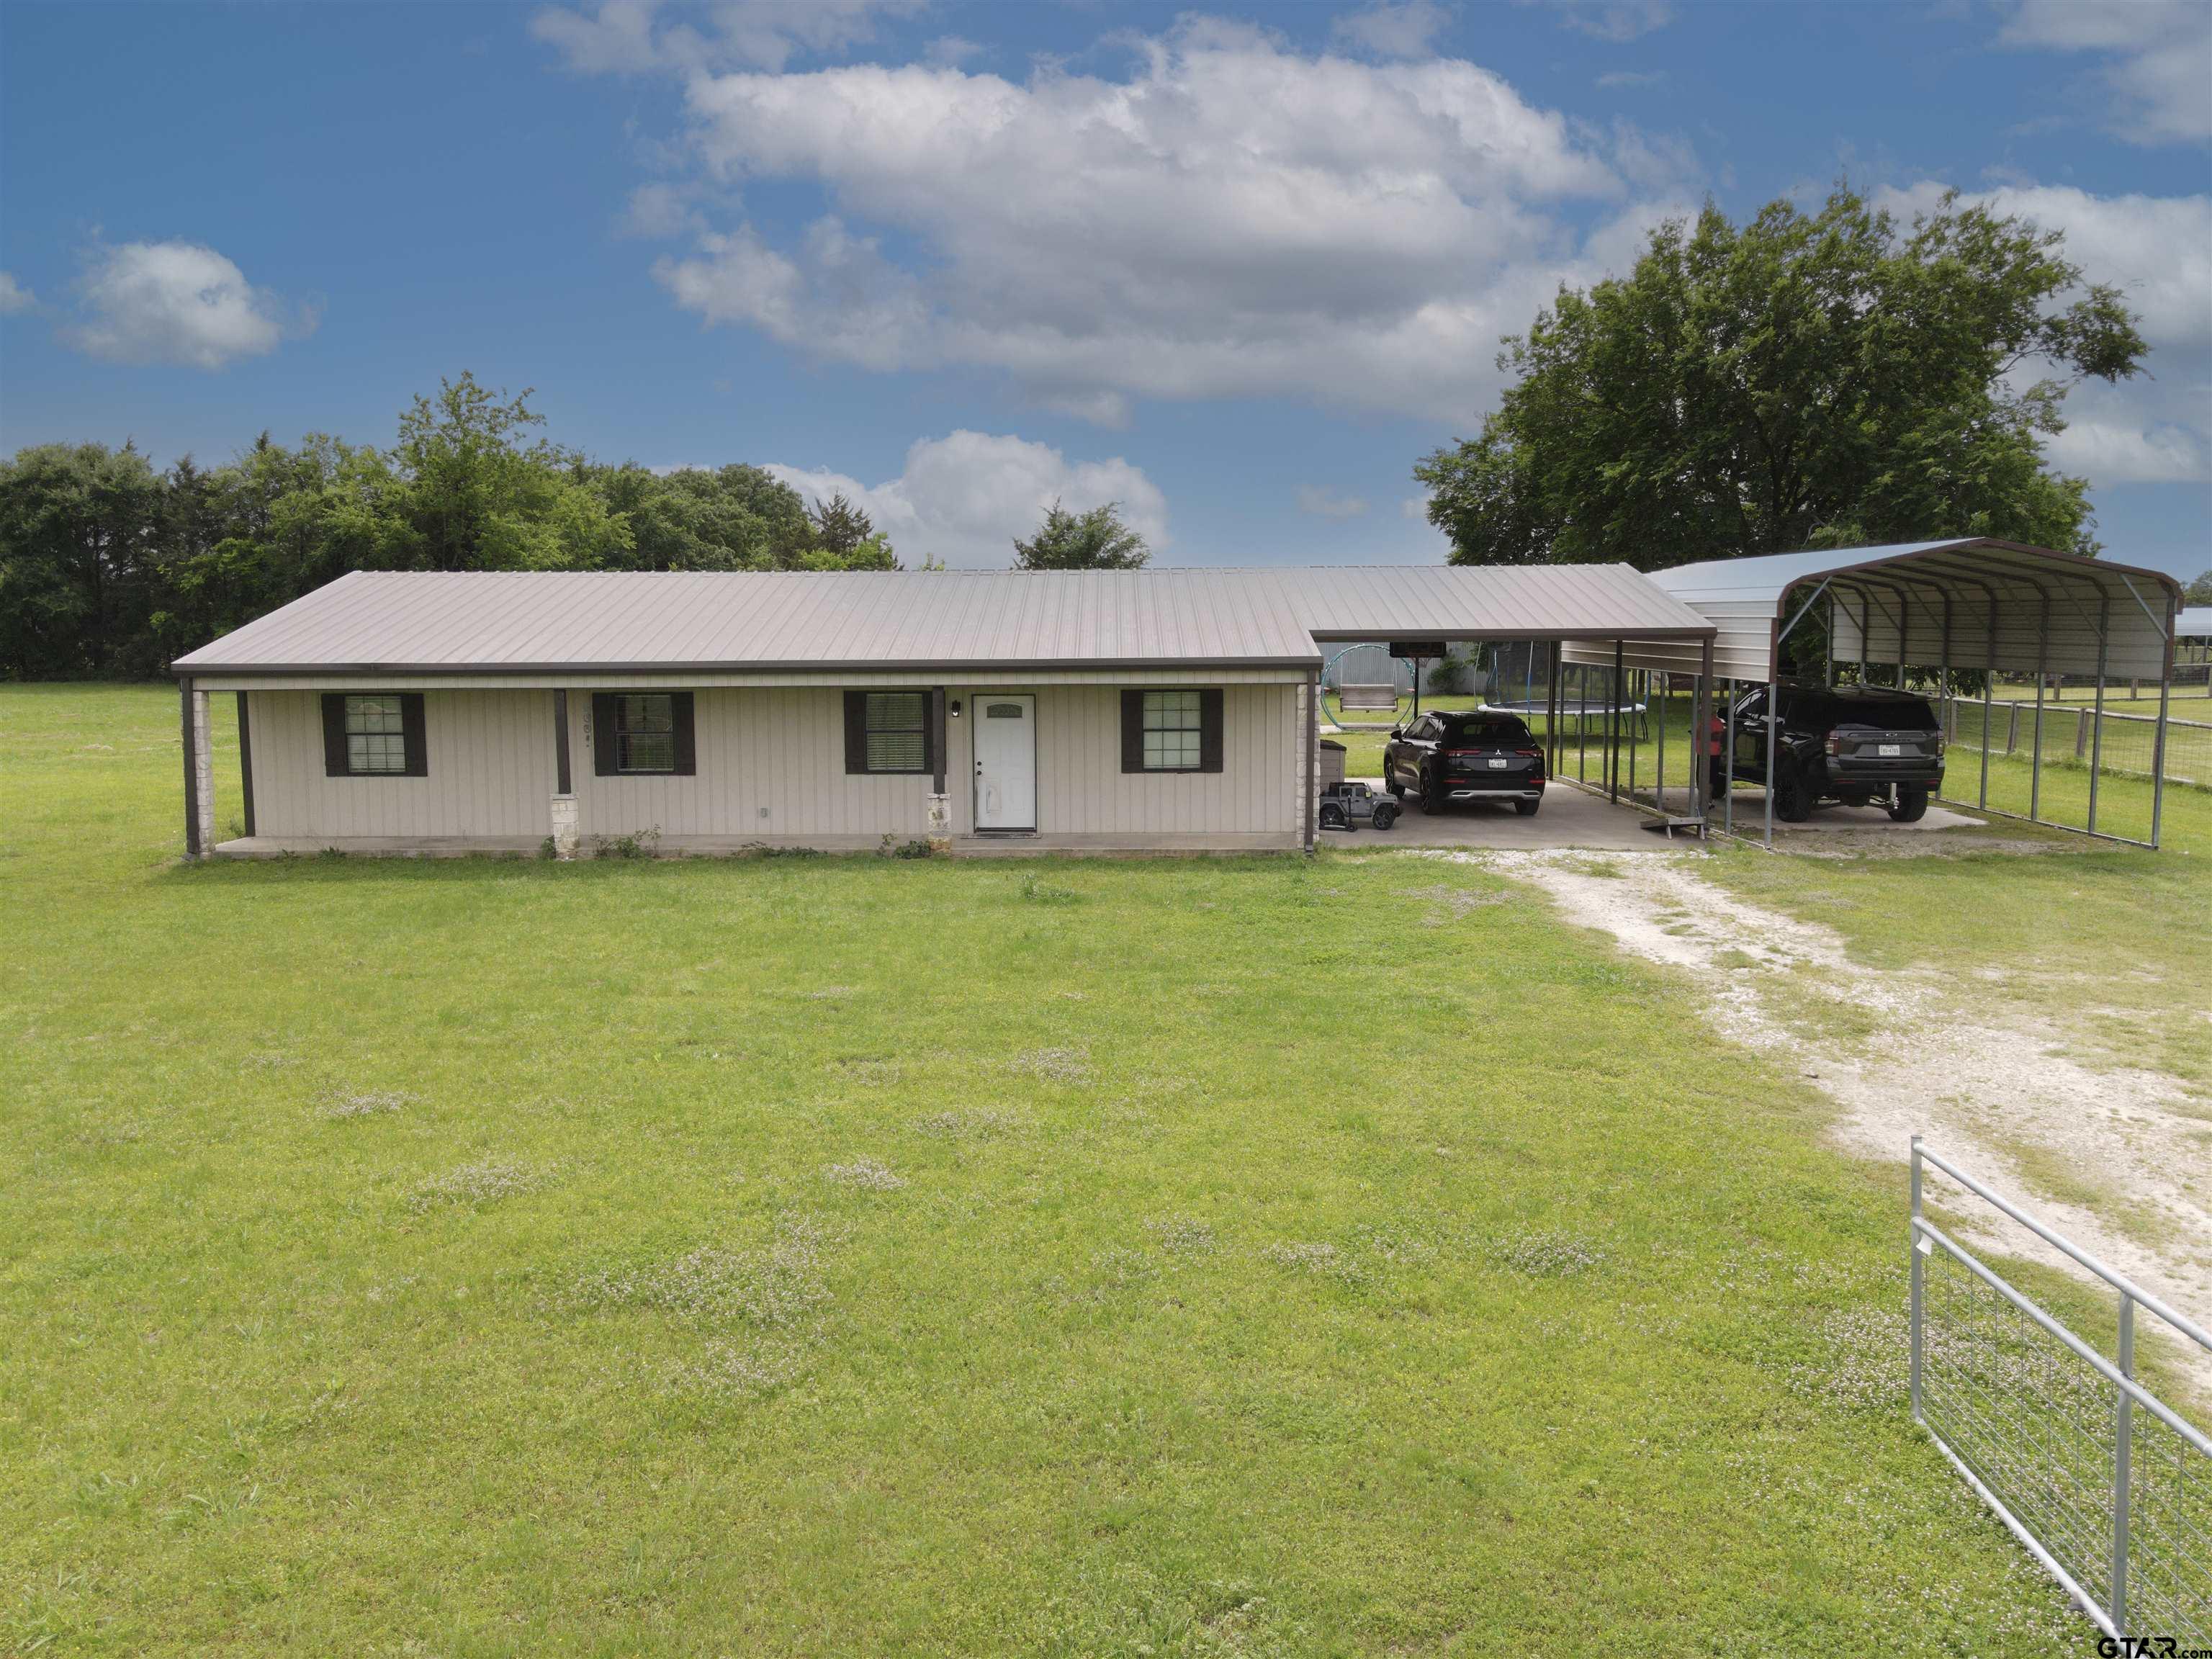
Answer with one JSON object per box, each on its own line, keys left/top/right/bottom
{"left": 1012, "top": 500, "right": 1149, "bottom": 570}
{"left": 1415, "top": 187, "right": 2147, "bottom": 570}
{"left": 0, "top": 443, "right": 168, "bottom": 677}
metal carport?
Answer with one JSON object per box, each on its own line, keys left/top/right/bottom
{"left": 1292, "top": 565, "right": 1723, "bottom": 835}
{"left": 1568, "top": 539, "right": 2185, "bottom": 848}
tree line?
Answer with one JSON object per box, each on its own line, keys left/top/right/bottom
{"left": 0, "top": 373, "right": 1154, "bottom": 679}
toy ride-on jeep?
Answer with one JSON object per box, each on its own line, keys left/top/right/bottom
{"left": 1317, "top": 781, "right": 1398, "bottom": 833}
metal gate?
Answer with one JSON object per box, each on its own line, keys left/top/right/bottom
{"left": 1909, "top": 1139, "right": 2210, "bottom": 1644}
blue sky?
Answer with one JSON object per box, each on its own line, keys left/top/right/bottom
{"left": 2, "top": 0, "right": 2208, "bottom": 577}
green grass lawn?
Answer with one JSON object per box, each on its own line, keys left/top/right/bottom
{"left": 0, "top": 683, "right": 2108, "bottom": 1655}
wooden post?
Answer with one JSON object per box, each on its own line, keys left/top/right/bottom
{"left": 180, "top": 677, "right": 202, "bottom": 860}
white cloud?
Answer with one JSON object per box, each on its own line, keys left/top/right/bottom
{"left": 1331, "top": 1, "right": 1451, "bottom": 60}
{"left": 1878, "top": 181, "right": 2212, "bottom": 487}
{"left": 1997, "top": 0, "right": 2212, "bottom": 145}
{"left": 1296, "top": 484, "right": 1370, "bottom": 519}
{"left": 639, "top": 17, "right": 1689, "bottom": 423}
{"left": 1401, "top": 493, "right": 1433, "bottom": 520}
{"left": 0, "top": 271, "right": 34, "bottom": 314}
{"left": 533, "top": 1, "right": 912, "bottom": 76}
{"left": 66, "top": 240, "right": 313, "bottom": 369}
{"left": 763, "top": 431, "right": 1169, "bottom": 567}
{"left": 2041, "top": 410, "right": 2208, "bottom": 486}
{"left": 922, "top": 35, "right": 983, "bottom": 68}
{"left": 620, "top": 181, "right": 701, "bottom": 238}
{"left": 1552, "top": 3, "right": 1673, "bottom": 44}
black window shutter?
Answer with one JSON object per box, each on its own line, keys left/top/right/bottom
{"left": 321, "top": 693, "right": 349, "bottom": 776}
{"left": 844, "top": 691, "right": 868, "bottom": 774}
{"left": 1199, "top": 689, "right": 1225, "bottom": 773}
{"left": 1120, "top": 690, "right": 1145, "bottom": 773}
{"left": 592, "top": 693, "right": 619, "bottom": 776}
{"left": 671, "top": 692, "right": 696, "bottom": 775}
{"left": 400, "top": 693, "right": 428, "bottom": 776}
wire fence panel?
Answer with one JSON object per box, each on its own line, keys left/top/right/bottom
{"left": 1910, "top": 1143, "right": 2211, "bottom": 1645}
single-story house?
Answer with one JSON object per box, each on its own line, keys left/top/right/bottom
{"left": 169, "top": 565, "right": 1717, "bottom": 858}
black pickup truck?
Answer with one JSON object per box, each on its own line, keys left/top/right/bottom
{"left": 1729, "top": 684, "right": 1946, "bottom": 822}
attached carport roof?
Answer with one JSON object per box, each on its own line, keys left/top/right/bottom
{"left": 1292, "top": 563, "right": 1714, "bottom": 644}
{"left": 1570, "top": 539, "right": 2182, "bottom": 683}
{"left": 2180, "top": 606, "right": 2212, "bottom": 640}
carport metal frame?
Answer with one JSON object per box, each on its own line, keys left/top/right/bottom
{"left": 1308, "top": 621, "right": 1720, "bottom": 839}
{"left": 1586, "top": 541, "right": 2185, "bottom": 850}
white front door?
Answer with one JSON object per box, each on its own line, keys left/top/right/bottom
{"left": 972, "top": 694, "right": 1037, "bottom": 830}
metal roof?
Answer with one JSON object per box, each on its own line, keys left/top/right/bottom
{"left": 2180, "top": 606, "right": 2212, "bottom": 639}
{"left": 171, "top": 563, "right": 1714, "bottom": 677}
{"left": 1295, "top": 563, "right": 1712, "bottom": 642}
{"left": 1568, "top": 539, "right": 2182, "bottom": 682}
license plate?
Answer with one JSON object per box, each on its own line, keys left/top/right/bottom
{"left": 1878, "top": 743, "right": 1902, "bottom": 757}
{"left": 1488, "top": 758, "right": 1509, "bottom": 769}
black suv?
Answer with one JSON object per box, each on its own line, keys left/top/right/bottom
{"left": 1729, "top": 684, "right": 1945, "bottom": 822}
{"left": 1384, "top": 711, "right": 1547, "bottom": 816}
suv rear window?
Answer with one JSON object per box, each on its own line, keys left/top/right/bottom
{"left": 1442, "top": 717, "right": 1534, "bottom": 746}
{"left": 1812, "top": 693, "right": 1936, "bottom": 729}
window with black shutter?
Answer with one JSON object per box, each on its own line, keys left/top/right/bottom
{"left": 592, "top": 691, "right": 696, "bottom": 776}
{"left": 1120, "top": 688, "right": 1223, "bottom": 773}
{"left": 844, "top": 691, "right": 932, "bottom": 774}
{"left": 321, "top": 693, "right": 427, "bottom": 778}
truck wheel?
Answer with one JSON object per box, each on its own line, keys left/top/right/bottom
{"left": 1776, "top": 765, "right": 1815, "bottom": 823}
{"left": 1319, "top": 802, "right": 1347, "bottom": 831}
{"left": 1372, "top": 804, "right": 1398, "bottom": 830}
{"left": 1888, "top": 787, "right": 1930, "bottom": 824}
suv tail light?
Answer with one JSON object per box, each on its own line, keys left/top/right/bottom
{"left": 1933, "top": 731, "right": 1945, "bottom": 757}
{"left": 1824, "top": 730, "right": 1840, "bottom": 756}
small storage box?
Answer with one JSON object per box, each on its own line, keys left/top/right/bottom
{"left": 1318, "top": 739, "right": 1346, "bottom": 790}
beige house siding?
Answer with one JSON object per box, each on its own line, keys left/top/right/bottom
{"left": 574, "top": 688, "right": 931, "bottom": 843}
{"left": 244, "top": 689, "right": 554, "bottom": 843}
{"left": 234, "top": 681, "right": 1303, "bottom": 853}
{"left": 942, "top": 683, "right": 1298, "bottom": 840}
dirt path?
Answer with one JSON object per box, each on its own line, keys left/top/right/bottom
{"left": 1452, "top": 847, "right": 2212, "bottom": 1394}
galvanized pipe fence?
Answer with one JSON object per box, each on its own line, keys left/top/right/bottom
{"left": 1909, "top": 1139, "right": 2209, "bottom": 1644}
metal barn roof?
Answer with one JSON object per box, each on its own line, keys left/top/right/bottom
{"left": 1566, "top": 539, "right": 2183, "bottom": 682}
{"left": 2180, "top": 606, "right": 2212, "bottom": 639}
{"left": 171, "top": 564, "right": 1714, "bottom": 677}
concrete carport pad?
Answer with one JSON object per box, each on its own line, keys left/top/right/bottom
{"left": 1326, "top": 779, "right": 1674, "bottom": 850}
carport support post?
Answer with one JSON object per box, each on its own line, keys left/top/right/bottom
{"left": 1763, "top": 670, "right": 1779, "bottom": 848}
{"left": 1548, "top": 641, "right": 1563, "bottom": 779}
{"left": 2087, "top": 595, "right": 2110, "bottom": 836}
{"left": 1722, "top": 678, "right": 1736, "bottom": 836}
{"left": 1979, "top": 598, "right": 1997, "bottom": 810}
{"left": 1692, "top": 637, "right": 1713, "bottom": 823}
{"left": 2030, "top": 590, "right": 2051, "bottom": 822}
{"left": 2152, "top": 593, "right": 2175, "bottom": 850}
{"left": 1609, "top": 640, "right": 1624, "bottom": 804}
